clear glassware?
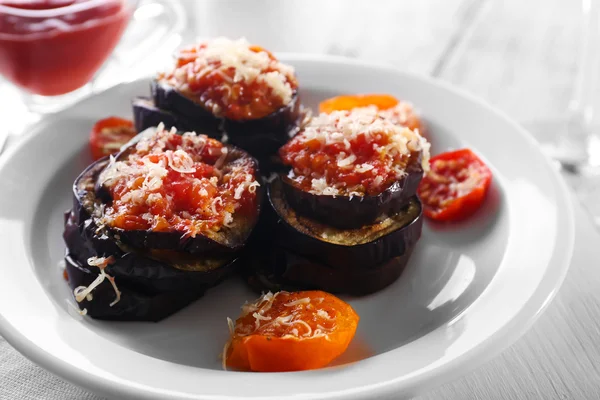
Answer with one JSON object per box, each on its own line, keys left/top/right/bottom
{"left": 525, "top": 0, "right": 600, "bottom": 228}
{"left": 0, "top": 0, "right": 185, "bottom": 116}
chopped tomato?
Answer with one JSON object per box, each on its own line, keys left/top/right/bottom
{"left": 160, "top": 40, "right": 298, "bottom": 120}
{"left": 319, "top": 94, "right": 399, "bottom": 114}
{"left": 103, "top": 126, "right": 258, "bottom": 237}
{"left": 417, "top": 148, "right": 492, "bottom": 222}
{"left": 280, "top": 111, "right": 427, "bottom": 197}
{"left": 224, "top": 291, "right": 359, "bottom": 372}
{"left": 89, "top": 117, "right": 136, "bottom": 161}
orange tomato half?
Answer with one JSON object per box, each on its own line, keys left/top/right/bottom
{"left": 224, "top": 290, "right": 359, "bottom": 372}
{"left": 318, "top": 94, "right": 424, "bottom": 134}
{"left": 318, "top": 94, "right": 399, "bottom": 114}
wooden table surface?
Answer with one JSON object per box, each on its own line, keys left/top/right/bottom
{"left": 195, "top": 2, "right": 600, "bottom": 398}
{"left": 2, "top": 0, "right": 600, "bottom": 399}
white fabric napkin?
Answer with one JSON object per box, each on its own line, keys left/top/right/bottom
{"left": 0, "top": 336, "right": 103, "bottom": 400}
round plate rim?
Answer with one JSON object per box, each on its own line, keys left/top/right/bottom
{"left": 0, "top": 53, "right": 574, "bottom": 400}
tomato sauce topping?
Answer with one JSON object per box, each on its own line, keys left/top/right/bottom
{"left": 99, "top": 124, "right": 259, "bottom": 236}
{"left": 158, "top": 37, "right": 298, "bottom": 121}
{"left": 279, "top": 110, "right": 430, "bottom": 197}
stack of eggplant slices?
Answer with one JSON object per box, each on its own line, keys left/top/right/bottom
{"left": 63, "top": 37, "right": 431, "bottom": 322}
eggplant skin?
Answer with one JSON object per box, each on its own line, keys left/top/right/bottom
{"left": 87, "top": 143, "right": 263, "bottom": 255}
{"left": 268, "top": 178, "right": 423, "bottom": 270}
{"left": 243, "top": 245, "right": 415, "bottom": 296}
{"left": 64, "top": 206, "right": 239, "bottom": 321}
{"left": 281, "top": 157, "right": 423, "bottom": 230}
{"left": 151, "top": 79, "right": 303, "bottom": 162}
{"left": 64, "top": 210, "right": 238, "bottom": 295}
{"left": 65, "top": 255, "right": 203, "bottom": 322}
{"left": 132, "top": 97, "right": 214, "bottom": 135}
{"left": 64, "top": 159, "right": 241, "bottom": 321}
{"left": 151, "top": 80, "right": 221, "bottom": 136}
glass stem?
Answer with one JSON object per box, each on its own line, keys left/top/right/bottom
{"left": 554, "top": 0, "right": 600, "bottom": 167}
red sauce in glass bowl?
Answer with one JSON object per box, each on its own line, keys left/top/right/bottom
{"left": 0, "top": 0, "right": 132, "bottom": 96}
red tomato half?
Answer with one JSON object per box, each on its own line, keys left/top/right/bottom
{"left": 89, "top": 117, "right": 136, "bottom": 161}
{"left": 417, "top": 148, "right": 492, "bottom": 222}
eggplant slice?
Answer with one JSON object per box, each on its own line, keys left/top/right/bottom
{"left": 132, "top": 97, "right": 214, "bottom": 136}
{"left": 150, "top": 80, "right": 303, "bottom": 162}
{"left": 92, "top": 140, "right": 263, "bottom": 255}
{"left": 64, "top": 210, "right": 237, "bottom": 295}
{"left": 242, "top": 179, "right": 423, "bottom": 296}
{"left": 64, "top": 211, "right": 238, "bottom": 321}
{"left": 65, "top": 255, "right": 207, "bottom": 322}
{"left": 280, "top": 155, "right": 424, "bottom": 230}
{"left": 63, "top": 158, "right": 242, "bottom": 321}
{"left": 243, "top": 245, "right": 415, "bottom": 296}
{"left": 268, "top": 178, "right": 423, "bottom": 270}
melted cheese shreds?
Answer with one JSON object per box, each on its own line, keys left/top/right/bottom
{"left": 252, "top": 312, "right": 272, "bottom": 330}
{"left": 106, "top": 275, "right": 121, "bottom": 307}
{"left": 317, "top": 309, "right": 336, "bottom": 320}
{"left": 97, "top": 124, "right": 259, "bottom": 237}
{"left": 99, "top": 124, "right": 210, "bottom": 190}
{"left": 284, "top": 297, "right": 311, "bottom": 307}
{"left": 350, "top": 102, "right": 417, "bottom": 125}
{"left": 166, "top": 37, "right": 295, "bottom": 104}
{"left": 167, "top": 149, "right": 196, "bottom": 173}
{"left": 311, "top": 177, "right": 339, "bottom": 196}
{"left": 355, "top": 163, "right": 374, "bottom": 173}
{"left": 234, "top": 173, "right": 261, "bottom": 200}
{"left": 227, "top": 317, "right": 235, "bottom": 335}
{"left": 73, "top": 256, "right": 120, "bottom": 308}
{"left": 240, "top": 291, "right": 278, "bottom": 317}
{"left": 259, "top": 70, "right": 293, "bottom": 104}
{"left": 221, "top": 340, "right": 230, "bottom": 371}
{"left": 337, "top": 154, "right": 357, "bottom": 167}
{"left": 86, "top": 256, "right": 114, "bottom": 268}
{"left": 284, "top": 110, "right": 430, "bottom": 196}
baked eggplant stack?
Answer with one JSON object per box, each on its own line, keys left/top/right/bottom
{"left": 133, "top": 37, "right": 304, "bottom": 165}
{"left": 63, "top": 124, "right": 263, "bottom": 321}
{"left": 246, "top": 110, "right": 430, "bottom": 295}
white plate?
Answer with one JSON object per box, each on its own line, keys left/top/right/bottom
{"left": 0, "top": 55, "right": 574, "bottom": 400}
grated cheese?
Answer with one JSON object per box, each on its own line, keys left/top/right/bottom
{"left": 337, "top": 154, "right": 357, "bottom": 167}
{"left": 73, "top": 256, "right": 120, "bottom": 308}
{"left": 165, "top": 37, "right": 295, "bottom": 105}
{"left": 98, "top": 124, "right": 259, "bottom": 236}
{"left": 167, "top": 149, "right": 196, "bottom": 173}
{"left": 221, "top": 340, "right": 230, "bottom": 371}
{"left": 355, "top": 163, "right": 374, "bottom": 173}
{"left": 284, "top": 297, "right": 311, "bottom": 307}
{"left": 252, "top": 312, "right": 272, "bottom": 330}
{"left": 283, "top": 109, "right": 430, "bottom": 196}
{"left": 316, "top": 309, "right": 336, "bottom": 320}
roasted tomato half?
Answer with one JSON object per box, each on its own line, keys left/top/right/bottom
{"left": 417, "top": 148, "right": 492, "bottom": 222}
{"left": 89, "top": 116, "right": 136, "bottom": 161}
{"left": 224, "top": 291, "right": 359, "bottom": 372}
{"left": 318, "top": 93, "right": 423, "bottom": 133}
{"left": 319, "top": 94, "right": 399, "bottom": 113}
